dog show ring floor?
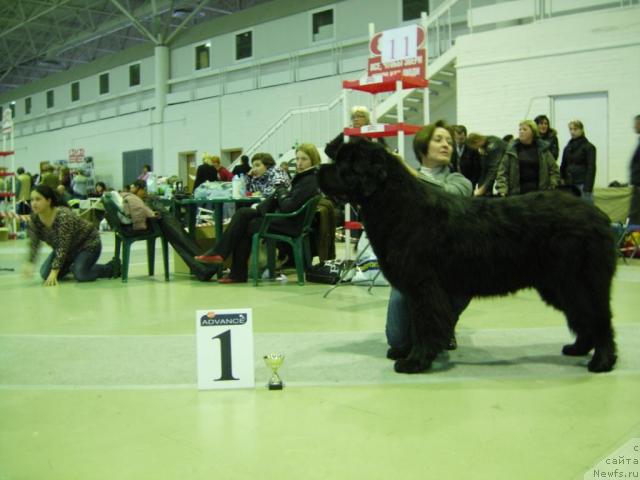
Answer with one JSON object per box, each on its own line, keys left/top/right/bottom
{"left": 0, "top": 234, "right": 638, "bottom": 480}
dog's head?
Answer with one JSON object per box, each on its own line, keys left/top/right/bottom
{"left": 318, "top": 138, "right": 391, "bottom": 203}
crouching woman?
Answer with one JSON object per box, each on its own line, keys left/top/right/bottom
{"left": 23, "top": 185, "right": 118, "bottom": 286}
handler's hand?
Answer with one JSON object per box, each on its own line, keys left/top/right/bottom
{"left": 43, "top": 270, "right": 59, "bottom": 287}
{"left": 21, "top": 262, "right": 35, "bottom": 278}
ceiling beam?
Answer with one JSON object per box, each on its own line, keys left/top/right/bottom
{"left": 109, "top": 0, "right": 159, "bottom": 44}
{"left": 42, "top": 0, "right": 178, "bottom": 59}
{"left": 0, "top": 0, "right": 72, "bottom": 41}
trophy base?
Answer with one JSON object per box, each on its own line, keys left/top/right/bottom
{"left": 268, "top": 382, "right": 283, "bottom": 390}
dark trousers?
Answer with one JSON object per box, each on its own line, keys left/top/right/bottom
{"left": 206, "top": 208, "right": 264, "bottom": 281}
{"left": 40, "top": 245, "right": 112, "bottom": 282}
{"left": 629, "top": 186, "right": 640, "bottom": 225}
{"left": 157, "top": 215, "right": 218, "bottom": 281}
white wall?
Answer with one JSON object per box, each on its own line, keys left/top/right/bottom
{"left": 12, "top": 73, "right": 352, "bottom": 189}
{"left": 455, "top": 5, "right": 640, "bottom": 184}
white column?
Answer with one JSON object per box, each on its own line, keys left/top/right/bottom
{"left": 154, "top": 45, "right": 169, "bottom": 124}
{"left": 421, "top": 12, "right": 430, "bottom": 126}
{"left": 153, "top": 45, "right": 169, "bottom": 174}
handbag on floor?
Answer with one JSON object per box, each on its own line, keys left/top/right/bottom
{"left": 305, "top": 259, "right": 354, "bottom": 284}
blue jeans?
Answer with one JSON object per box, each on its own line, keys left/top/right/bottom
{"left": 385, "top": 287, "right": 471, "bottom": 350}
{"left": 40, "top": 245, "right": 112, "bottom": 282}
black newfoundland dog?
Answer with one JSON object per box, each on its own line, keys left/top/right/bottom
{"left": 318, "top": 139, "right": 617, "bottom": 374}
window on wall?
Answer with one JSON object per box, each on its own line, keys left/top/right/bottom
{"left": 312, "top": 8, "right": 334, "bottom": 42}
{"left": 195, "top": 44, "right": 210, "bottom": 70}
{"left": 9, "top": 102, "right": 15, "bottom": 118}
{"left": 403, "top": 0, "right": 427, "bottom": 21}
{"left": 25, "top": 97, "right": 31, "bottom": 115}
{"left": 235, "top": 31, "right": 252, "bottom": 60}
{"left": 99, "top": 73, "right": 109, "bottom": 94}
{"left": 46, "top": 90, "right": 54, "bottom": 109}
{"left": 71, "top": 82, "right": 80, "bottom": 102}
{"left": 129, "top": 63, "right": 141, "bottom": 86}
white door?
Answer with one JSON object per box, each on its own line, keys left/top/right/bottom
{"left": 552, "top": 92, "right": 609, "bottom": 188}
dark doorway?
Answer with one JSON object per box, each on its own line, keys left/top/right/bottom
{"left": 122, "top": 149, "right": 153, "bottom": 189}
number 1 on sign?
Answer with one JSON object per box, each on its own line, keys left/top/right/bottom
{"left": 212, "top": 330, "right": 238, "bottom": 381}
{"left": 389, "top": 37, "right": 410, "bottom": 60}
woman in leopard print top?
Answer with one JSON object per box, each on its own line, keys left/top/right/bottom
{"left": 25, "top": 185, "right": 116, "bottom": 286}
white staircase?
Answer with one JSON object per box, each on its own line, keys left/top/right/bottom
{"left": 244, "top": 0, "right": 634, "bottom": 159}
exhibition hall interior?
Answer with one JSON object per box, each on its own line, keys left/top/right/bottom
{"left": 0, "top": 0, "right": 639, "bottom": 479}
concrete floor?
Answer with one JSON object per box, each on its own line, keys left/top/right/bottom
{"left": 0, "top": 234, "right": 638, "bottom": 480}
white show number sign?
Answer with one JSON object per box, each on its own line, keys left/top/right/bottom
{"left": 196, "top": 309, "right": 255, "bottom": 390}
{"left": 380, "top": 25, "right": 418, "bottom": 63}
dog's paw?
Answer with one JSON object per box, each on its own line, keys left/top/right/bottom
{"left": 394, "top": 357, "right": 432, "bottom": 374}
{"left": 562, "top": 340, "right": 594, "bottom": 356}
{"left": 587, "top": 353, "right": 617, "bottom": 373}
{"left": 386, "top": 347, "right": 411, "bottom": 360}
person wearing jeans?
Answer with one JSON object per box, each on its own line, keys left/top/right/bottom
{"left": 385, "top": 120, "right": 473, "bottom": 359}
{"left": 39, "top": 244, "right": 113, "bottom": 282}
{"left": 23, "top": 184, "right": 118, "bottom": 286}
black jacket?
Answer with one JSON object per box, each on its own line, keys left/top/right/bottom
{"left": 631, "top": 139, "right": 640, "bottom": 186}
{"left": 256, "top": 167, "right": 319, "bottom": 236}
{"left": 194, "top": 164, "right": 218, "bottom": 190}
{"left": 561, "top": 136, "right": 596, "bottom": 192}
{"left": 477, "top": 136, "right": 507, "bottom": 193}
{"left": 451, "top": 145, "right": 482, "bottom": 187}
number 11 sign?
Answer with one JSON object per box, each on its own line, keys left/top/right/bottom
{"left": 196, "top": 309, "right": 255, "bottom": 390}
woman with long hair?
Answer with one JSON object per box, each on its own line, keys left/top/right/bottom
{"left": 560, "top": 119, "right": 597, "bottom": 203}
{"left": 23, "top": 185, "right": 118, "bottom": 286}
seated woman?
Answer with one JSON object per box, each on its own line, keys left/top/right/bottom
{"left": 121, "top": 180, "right": 158, "bottom": 231}
{"left": 89, "top": 181, "right": 108, "bottom": 198}
{"left": 195, "top": 144, "right": 321, "bottom": 284}
{"left": 245, "top": 153, "right": 291, "bottom": 197}
{"left": 23, "top": 185, "right": 118, "bottom": 286}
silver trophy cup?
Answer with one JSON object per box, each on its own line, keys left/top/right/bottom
{"left": 263, "top": 353, "right": 285, "bottom": 390}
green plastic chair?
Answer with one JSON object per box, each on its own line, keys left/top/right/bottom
{"left": 250, "top": 195, "right": 322, "bottom": 286}
{"left": 102, "top": 193, "right": 169, "bottom": 283}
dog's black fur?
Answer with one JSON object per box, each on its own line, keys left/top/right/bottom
{"left": 318, "top": 139, "right": 617, "bottom": 374}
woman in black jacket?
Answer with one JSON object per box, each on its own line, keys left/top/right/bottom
{"left": 560, "top": 119, "right": 596, "bottom": 202}
{"left": 193, "top": 154, "right": 218, "bottom": 190}
{"left": 195, "top": 143, "right": 320, "bottom": 283}
{"left": 534, "top": 114, "right": 560, "bottom": 160}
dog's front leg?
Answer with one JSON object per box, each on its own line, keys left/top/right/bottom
{"left": 394, "top": 286, "right": 455, "bottom": 374}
